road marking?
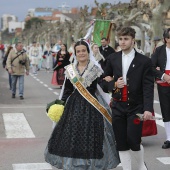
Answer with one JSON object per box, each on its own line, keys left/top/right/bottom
{"left": 53, "top": 92, "right": 59, "bottom": 95}
{"left": 12, "top": 163, "right": 52, "bottom": 170}
{"left": 0, "top": 105, "right": 45, "bottom": 109}
{"left": 155, "top": 112, "right": 164, "bottom": 127}
{"left": 2, "top": 113, "right": 35, "bottom": 138}
{"left": 157, "top": 157, "right": 170, "bottom": 165}
{"left": 154, "top": 100, "right": 159, "bottom": 103}
{"left": 30, "top": 73, "right": 61, "bottom": 96}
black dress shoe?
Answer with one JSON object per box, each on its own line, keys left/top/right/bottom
{"left": 162, "top": 140, "right": 170, "bottom": 149}
{"left": 20, "top": 96, "right": 24, "bottom": 100}
{"left": 12, "top": 94, "right": 15, "bottom": 98}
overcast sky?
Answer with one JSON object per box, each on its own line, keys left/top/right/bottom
{"left": 0, "top": 0, "right": 130, "bottom": 21}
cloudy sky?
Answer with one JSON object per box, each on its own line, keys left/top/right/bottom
{"left": 0, "top": 0, "right": 130, "bottom": 21}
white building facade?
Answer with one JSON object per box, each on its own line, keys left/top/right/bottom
{"left": 27, "top": 9, "right": 35, "bottom": 17}
{"left": 1, "top": 14, "right": 17, "bottom": 31}
{"left": 8, "top": 21, "right": 25, "bottom": 33}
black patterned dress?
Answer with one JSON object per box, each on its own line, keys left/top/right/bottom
{"left": 45, "top": 61, "right": 120, "bottom": 170}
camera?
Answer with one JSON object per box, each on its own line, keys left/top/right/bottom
{"left": 20, "top": 49, "right": 26, "bottom": 54}
{"left": 19, "top": 60, "right": 26, "bottom": 65}
{"left": 18, "top": 49, "right": 26, "bottom": 56}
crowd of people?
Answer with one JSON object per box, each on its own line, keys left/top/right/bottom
{"left": 1, "top": 40, "right": 72, "bottom": 98}
{"left": 1, "top": 27, "right": 170, "bottom": 170}
{"left": 45, "top": 27, "right": 170, "bottom": 170}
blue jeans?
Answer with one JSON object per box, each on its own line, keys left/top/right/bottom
{"left": 11, "top": 75, "right": 24, "bottom": 96}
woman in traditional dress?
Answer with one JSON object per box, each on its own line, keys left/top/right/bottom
{"left": 29, "top": 42, "right": 39, "bottom": 75}
{"left": 51, "top": 44, "right": 70, "bottom": 87}
{"left": 91, "top": 43, "right": 105, "bottom": 67}
{"left": 68, "top": 41, "right": 76, "bottom": 63}
{"left": 42, "top": 42, "right": 52, "bottom": 71}
{"left": 36, "top": 42, "right": 43, "bottom": 71}
{"left": 45, "top": 40, "right": 120, "bottom": 170}
{"left": 90, "top": 43, "right": 112, "bottom": 105}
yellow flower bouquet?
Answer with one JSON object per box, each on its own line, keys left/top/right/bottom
{"left": 46, "top": 99, "right": 65, "bottom": 122}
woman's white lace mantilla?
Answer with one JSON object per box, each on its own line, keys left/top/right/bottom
{"left": 65, "top": 61, "right": 103, "bottom": 88}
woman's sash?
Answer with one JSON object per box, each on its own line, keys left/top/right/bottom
{"left": 66, "top": 64, "right": 112, "bottom": 125}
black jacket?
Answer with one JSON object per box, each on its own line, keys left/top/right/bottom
{"left": 151, "top": 44, "right": 167, "bottom": 79}
{"left": 99, "top": 45, "right": 115, "bottom": 59}
{"left": 99, "top": 45, "right": 115, "bottom": 70}
{"left": 99, "top": 50, "right": 154, "bottom": 112}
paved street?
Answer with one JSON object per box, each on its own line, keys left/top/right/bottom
{"left": 0, "top": 60, "right": 170, "bottom": 170}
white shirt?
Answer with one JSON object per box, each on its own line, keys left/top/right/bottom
{"left": 122, "top": 49, "right": 135, "bottom": 84}
{"left": 102, "top": 45, "right": 108, "bottom": 50}
{"left": 161, "top": 47, "right": 170, "bottom": 80}
{"left": 165, "top": 47, "right": 170, "bottom": 70}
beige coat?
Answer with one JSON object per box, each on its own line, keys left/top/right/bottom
{"left": 7, "top": 49, "right": 29, "bottom": 75}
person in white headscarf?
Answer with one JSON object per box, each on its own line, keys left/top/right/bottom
{"left": 42, "top": 42, "right": 52, "bottom": 71}
{"left": 29, "top": 42, "right": 40, "bottom": 75}
{"left": 36, "top": 42, "right": 43, "bottom": 71}
{"left": 91, "top": 43, "right": 105, "bottom": 67}
{"left": 90, "top": 42, "right": 112, "bottom": 104}
{"left": 68, "top": 41, "right": 76, "bottom": 63}
{"left": 52, "top": 40, "right": 62, "bottom": 66}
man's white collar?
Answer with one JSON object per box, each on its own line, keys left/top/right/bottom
{"left": 166, "top": 46, "right": 170, "bottom": 51}
{"left": 122, "top": 48, "right": 135, "bottom": 57}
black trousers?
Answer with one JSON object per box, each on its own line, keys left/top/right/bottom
{"left": 157, "top": 85, "right": 170, "bottom": 122}
{"left": 111, "top": 101, "right": 143, "bottom": 151}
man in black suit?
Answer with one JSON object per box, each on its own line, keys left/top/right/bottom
{"left": 100, "top": 27, "right": 154, "bottom": 170}
{"left": 151, "top": 28, "right": 170, "bottom": 149}
{"left": 99, "top": 37, "right": 115, "bottom": 70}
